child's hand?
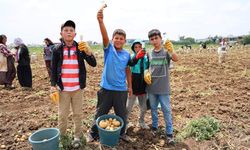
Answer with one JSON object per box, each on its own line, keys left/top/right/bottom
{"left": 97, "top": 3, "right": 107, "bottom": 22}
{"left": 128, "top": 88, "right": 132, "bottom": 97}
{"left": 164, "top": 40, "right": 174, "bottom": 53}
{"left": 78, "top": 41, "right": 92, "bottom": 55}
{"left": 135, "top": 50, "right": 145, "bottom": 60}
{"left": 50, "top": 86, "right": 57, "bottom": 93}
{"left": 97, "top": 8, "right": 104, "bottom": 23}
{"left": 144, "top": 70, "right": 151, "bottom": 85}
{"left": 50, "top": 86, "right": 59, "bottom": 104}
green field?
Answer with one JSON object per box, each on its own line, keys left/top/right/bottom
{"left": 28, "top": 43, "right": 216, "bottom": 55}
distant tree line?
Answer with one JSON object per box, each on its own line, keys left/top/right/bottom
{"left": 243, "top": 34, "right": 250, "bottom": 45}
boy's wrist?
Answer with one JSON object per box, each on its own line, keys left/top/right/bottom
{"left": 168, "top": 51, "right": 173, "bottom": 55}
{"left": 98, "top": 20, "right": 104, "bottom": 24}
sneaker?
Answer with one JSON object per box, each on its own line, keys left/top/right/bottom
{"left": 72, "top": 138, "right": 81, "bottom": 148}
{"left": 120, "top": 134, "right": 132, "bottom": 143}
{"left": 4, "top": 84, "right": 15, "bottom": 90}
{"left": 22, "top": 87, "right": 32, "bottom": 91}
{"left": 85, "top": 132, "right": 95, "bottom": 143}
{"left": 166, "top": 136, "right": 175, "bottom": 145}
{"left": 151, "top": 127, "right": 158, "bottom": 137}
{"left": 127, "top": 122, "right": 134, "bottom": 128}
{"left": 139, "top": 122, "right": 150, "bottom": 129}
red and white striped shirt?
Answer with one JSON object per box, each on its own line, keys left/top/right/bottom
{"left": 61, "top": 46, "right": 80, "bottom": 91}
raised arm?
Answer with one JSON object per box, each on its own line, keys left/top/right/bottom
{"left": 97, "top": 8, "right": 109, "bottom": 48}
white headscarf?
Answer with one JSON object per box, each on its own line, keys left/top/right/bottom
{"left": 14, "top": 38, "right": 23, "bottom": 47}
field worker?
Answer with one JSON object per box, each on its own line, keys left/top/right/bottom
{"left": 50, "top": 20, "right": 97, "bottom": 148}
{"left": 217, "top": 38, "right": 227, "bottom": 63}
{"left": 43, "top": 38, "right": 55, "bottom": 80}
{"left": 13, "top": 38, "right": 32, "bottom": 90}
{"left": 0, "top": 35, "right": 16, "bottom": 89}
{"left": 145, "top": 29, "right": 178, "bottom": 145}
{"left": 126, "top": 40, "right": 150, "bottom": 130}
{"left": 87, "top": 6, "right": 145, "bottom": 143}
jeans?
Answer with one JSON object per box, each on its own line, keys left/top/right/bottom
{"left": 148, "top": 94, "right": 173, "bottom": 135}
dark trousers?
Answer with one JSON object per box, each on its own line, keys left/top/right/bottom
{"left": 5, "top": 57, "right": 16, "bottom": 85}
{"left": 17, "top": 65, "right": 32, "bottom": 87}
{"left": 44, "top": 60, "right": 51, "bottom": 79}
{"left": 90, "top": 88, "right": 128, "bottom": 138}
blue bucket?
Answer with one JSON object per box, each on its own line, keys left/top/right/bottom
{"left": 96, "top": 114, "right": 124, "bottom": 147}
{"left": 28, "top": 128, "right": 60, "bottom": 150}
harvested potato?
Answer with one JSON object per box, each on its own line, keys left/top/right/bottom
{"left": 99, "top": 120, "right": 108, "bottom": 128}
{"left": 1, "top": 145, "right": 6, "bottom": 149}
{"left": 98, "top": 118, "right": 121, "bottom": 131}
{"left": 112, "top": 120, "right": 120, "bottom": 127}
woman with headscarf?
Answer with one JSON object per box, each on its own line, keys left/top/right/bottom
{"left": 14, "top": 38, "right": 32, "bottom": 89}
{"left": 0, "top": 34, "right": 16, "bottom": 89}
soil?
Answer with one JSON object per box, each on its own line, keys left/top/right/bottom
{"left": 0, "top": 46, "right": 249, "bottom": 150}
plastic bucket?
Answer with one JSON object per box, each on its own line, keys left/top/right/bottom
{"left": 96, "top": 114, "right": 124, "bottom": 147}
{"left": 28, "top": 128, "right": 60, "bottom": 150}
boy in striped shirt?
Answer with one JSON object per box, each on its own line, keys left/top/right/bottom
{"left": 51, "top": 20, "right": 96, "bottom": 147}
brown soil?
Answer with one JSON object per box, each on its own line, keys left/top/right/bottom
{"left": 0, "top": 46, "right": 249, "bottom": 150}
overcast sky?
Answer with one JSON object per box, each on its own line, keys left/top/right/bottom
{"left": 1, "top": 0, "right": 250, "bottom": 44}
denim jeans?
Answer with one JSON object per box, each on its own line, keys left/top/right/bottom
{"left": 148, "top": 94, "right": 173, "bottom": 135}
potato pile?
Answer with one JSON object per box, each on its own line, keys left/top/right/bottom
{"left": 99, "top": 118, "right": 121, "bottom": 131}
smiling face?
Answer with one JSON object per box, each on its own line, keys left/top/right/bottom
{"left": 60, "top": 26, "right": 76, "bottom": 43}
{"left": 112, "top": 34, "right": 126, "bottom": 50}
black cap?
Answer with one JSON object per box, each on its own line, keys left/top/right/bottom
{"left": 61, "top": 20, "right": 75, "bottom": 31}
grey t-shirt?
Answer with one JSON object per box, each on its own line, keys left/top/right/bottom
{"left": 146, "top": 48, "right": 171, "bottom": 95}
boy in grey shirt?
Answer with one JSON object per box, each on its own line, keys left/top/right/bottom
{"left": 144, "top": 29, "right": 178, "bottom": 145}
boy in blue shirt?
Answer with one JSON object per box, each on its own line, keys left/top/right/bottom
{"left": 144, "top": 29, "right": 178, "bottom": 145}
{"left": 87, "top": 6, "right": 145, "bottom": 142}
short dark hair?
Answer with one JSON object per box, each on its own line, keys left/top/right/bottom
{"left": 61, "top": 20, "right": 76, "bottom": 31}
{"left": 148, "top": 29, "right": 162, "bottom": 39}
{"left": 112, "top": 29, "right": 126, "bottom": 39}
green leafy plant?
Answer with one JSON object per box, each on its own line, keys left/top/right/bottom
{"left": 176, "top": 116, "right": 220, "bottom": 141}
{"left": 59, "top": 130, "right": 86, "bottom": 150}
{"left": 49, "top": 114, "right": 58, "bottom": 121}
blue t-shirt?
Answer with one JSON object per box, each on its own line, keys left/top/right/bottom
{"left": 100, "top": 43, "right": 131, "bottom": 91}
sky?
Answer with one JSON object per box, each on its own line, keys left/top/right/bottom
{"left": 1, "top": 0, "right": 250, "bottom": 45}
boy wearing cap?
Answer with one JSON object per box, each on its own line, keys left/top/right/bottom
{"left": 87, "top": 7, "right": 145, "bottom": 142}
{"left": 51, "top": 20, "right": 97, "bottom": 147}
{"left": 145, "top": 29, "right": 178, "bottom": 145}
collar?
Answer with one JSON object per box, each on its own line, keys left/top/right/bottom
{"left": 62, "top": 41, "right": 77, "bottom": 48}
